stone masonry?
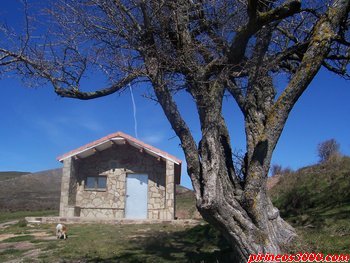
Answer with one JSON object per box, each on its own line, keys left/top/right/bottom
{"left": 59, "top": 143, "right": 177, "bottom": 220}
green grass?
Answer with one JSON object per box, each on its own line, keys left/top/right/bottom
{"left": 270, "top": 156, "right": 350, "bottom": 254}
{"left": 2, "top": 235, "right": 35, "bottom": 243}
{"left": 0, "top": 210, "right": 58, "bottom": 224}
{"left": 0, "top": 248, "right": 26, "bottom": 257}
{"left": 0, "top": 222, "right": 230, "bottom": 263}
{"left": 287, "top": 207, "right": 350, "bottom": 254}
{"left": 298, "top": 229, "right": 350, "bottom": 254}
{"left": 270, "top": 156, "right": 350, "bottom": 217}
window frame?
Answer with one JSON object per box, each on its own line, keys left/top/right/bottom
{"left": 85, "top": 176, "right": 107, "bottom": 191}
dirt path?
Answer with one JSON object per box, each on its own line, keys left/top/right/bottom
{"left": 4, "top": 248, "right": 43, "bottom": 263}
{"left": 0, "top": 222, "right": 57, "bottom": 262}
{"left": 0, "top": 240, "right": 35, "bottom": 250}
{"left": 0, "top": 220, "right": 18, "bottom": 229}
{"left": 0, "top": 231, "right": 55, "bottom": 242}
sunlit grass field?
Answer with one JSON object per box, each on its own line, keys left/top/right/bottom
{"left": 0, "top": 213, "right": 232, "bottom": 263}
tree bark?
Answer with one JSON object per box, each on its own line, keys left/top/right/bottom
{"left": 185, "top": 81, "right": 297, "bottom": 262}
{"left": 196, "top": 132, "right": 297, "bottom": 261}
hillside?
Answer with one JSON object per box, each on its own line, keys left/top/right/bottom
{"left": 176, "top": 185, "right": 201, "bottom": 219}
{"left": 0, "top": 171, "right": 30, "bottom": 182}
{"left": 0, "top": 168, "right": 198, "bottom": 218}
{"left": 2, "top": 156, "right": 349, "bottom": 225}
{"left": 270, "top": 156, "right": 350, "bottom": 218}
{"left": 269, "top": 156, "right": 350, "bottom": 253}
{"left": 0, "top": 169, "right": 62, "bottom": 211}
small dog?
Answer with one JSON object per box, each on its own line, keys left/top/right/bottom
{"left": 56, "top": 223, "right": 68, "bottom": 240}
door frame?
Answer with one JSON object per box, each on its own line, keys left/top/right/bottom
{"left": 124, "top": 173, "right": 149, "bottom": 219}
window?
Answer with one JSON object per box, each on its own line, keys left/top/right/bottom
{"left": 85, "top": 176, "right": 107, "bottom": 190}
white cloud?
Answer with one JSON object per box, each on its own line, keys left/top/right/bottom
{"left": 78, "top": 118, "right": 104, "bottom": 133}
{"left": 141, "top": 133, "right": 165, "bottom": 145}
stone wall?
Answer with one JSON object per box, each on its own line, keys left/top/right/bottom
{"left": 68, "top": 160, "right": 77, "bottom": 206}
{"left": 165, "top": 160, "right": 175, "bottom": 220}
{"left": 59, "top": 158, "right": 77, "bottom": 217}
{"left": 59, "top": 158, "right": 70, "bottom": 217}
{"left": 60, "top": 143, "right": 177, "bottom": 220}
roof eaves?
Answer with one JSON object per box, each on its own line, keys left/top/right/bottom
{"left": 57, "top": 131, "right": 182, "bottom": 165}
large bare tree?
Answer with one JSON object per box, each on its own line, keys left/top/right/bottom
{"left": 1, "top": 0, "right": 349, "bottom": 261}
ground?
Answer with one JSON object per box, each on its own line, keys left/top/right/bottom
{"left": 0, "top": 211, "right": 232, "bottom": 263}
{"left": 1, "top": 210, "right": 349, "bottom": 263}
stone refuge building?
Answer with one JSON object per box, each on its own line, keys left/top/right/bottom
{"left": 57, "top": 131, "right": 181, "bottom": 220}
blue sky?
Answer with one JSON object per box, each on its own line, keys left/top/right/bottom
{"left": 1, "top": 1, "right": 350, "bottom": 189}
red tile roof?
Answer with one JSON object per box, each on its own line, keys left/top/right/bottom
{"left": 57, "top": 131, "right": 182, "bottom": 165}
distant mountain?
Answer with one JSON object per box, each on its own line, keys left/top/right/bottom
{"left": 0, "top": 168, "right": 62, "bottom": 211}
{"left": 0, "top": 168, "right": 200, "bottom": 219}
{"left": 2, "top": 156, "right": 349, "bottom": 224}
{"left": 0, "top": 171, "right": 31, "bottom": 182}
{"left": 176, "top": 184, "right": 192, "bottom": 194}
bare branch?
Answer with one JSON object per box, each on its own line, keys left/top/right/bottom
{"left": 149, "top": 70, "right": 201, "bottom": 196}
{"left": 327, "top": 54, "right": 350, "bottom": 60}
{"left": 227, "top": 0, "right": 302, "bottom": 65}
{"left": 113, "top": 0, "right": 142, "bottom": 32}
{"left": 276, "top": 26, "right": 298, "bottom": 43}
{"left": 270, "top": 0, "right": 350, "bottom": 130}
{"left": 258, "top": 0, "right": 302, "bottom": 24}
{"left": 0, "top": 48, "right": 56, "bottom": 82}
{"left": 267, "top": 41, "right": 309, "bottom": 72}
{"left": 247, "top": 0, "right": 259, "bottom": 20}
{"left": 322, "top": 61, "right": 350, "bottom": 79}
{"left": 54, "top": 70, "right": 145, "bottom": 100}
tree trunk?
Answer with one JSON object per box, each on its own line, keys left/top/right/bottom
{"left": 191, "top": 84, "right": 296, "bottom": 262}
{"left": 196, "top": 131, "right": 296, "bottom": 262}
{"left": 150, "top": 68, "right": 297, "bottom": 262}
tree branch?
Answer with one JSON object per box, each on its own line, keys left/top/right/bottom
{"left": 151, "top": 73, "right": 202, "bottom": 197}
{"left": 327, "top": 54, "right": 350, "bottom": 60}
{"left": 0, "top": 48, "right": 56, "bottom": 82}
{"left": 0, "top": 47, "right": 145, "bottom": 100}
{"left": 276, "top": 26, "right": 298, "bottom": 43}
{"left": 247, "top": 0, "right": 258, "bottom": 20}
{"left": 258, "top": 0, "right": 301, "bottom": 24}
{"left": 53, "top": 70, "right": 145, "bottom": 100}
{"left": 227, "top": 0, "right": 301, "bottom": 65}
{"left": 267, "top": 41, "right": 309, "bottom": 72}
{"left": 269, "top": 0, "right": 350, "bottom": 130}
{"left": 113, "top": 0, "right": 142, "bottom": 32}
{"left": 322, "top": 61, "right": 349, "bottom": 79}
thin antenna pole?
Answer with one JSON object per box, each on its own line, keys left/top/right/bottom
{"left": 121, "top": 49, "right": 139, "bottom": 139}
{"left": 128, "top": 83, "right": 138, "bottom": 139}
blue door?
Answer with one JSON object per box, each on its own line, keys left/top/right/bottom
{"left": 125, "top": 174, "right": 148, "bottom": 219}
